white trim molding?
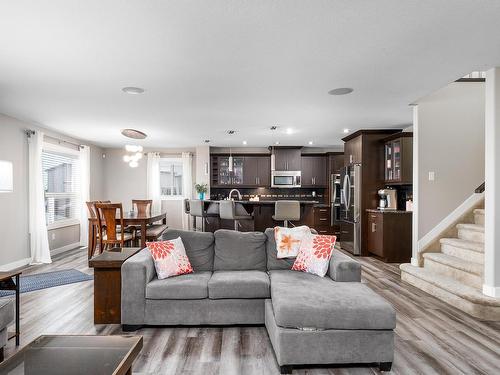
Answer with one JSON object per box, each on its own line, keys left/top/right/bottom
{"left": 0, "top": 257, "right": 31, "bottom": 272}
{"left": 483, "top": 284, "right": 500, "bottom": 298}
{"left": 50, "top": 242, "right": 82, "bottom": 257}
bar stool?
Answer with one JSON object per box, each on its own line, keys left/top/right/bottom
{"left": 219, "top": 200, "right": 253, "bottom": 231}
{"left": 272, "top": 201, "right": 300, "bottom": 227}
{"left": 189, "top": 200, "right": 218, "bottom": 232}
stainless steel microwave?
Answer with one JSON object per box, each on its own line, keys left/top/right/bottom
{"left": 271, "top": 171, "right": 301, "bottom": 188}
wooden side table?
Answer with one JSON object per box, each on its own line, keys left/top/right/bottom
{"left": 89, "top": 248, "right": 141, "bottom": 324}
{"left": 0, "top": 271, "right": 21, "bottom": 346}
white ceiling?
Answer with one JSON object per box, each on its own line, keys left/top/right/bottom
{"left": 1, "top": 0, "right": 500, "bottom": 148}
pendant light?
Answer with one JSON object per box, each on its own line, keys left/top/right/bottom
{"left": 228, "top": 148, "right": 233, "bottom": 172}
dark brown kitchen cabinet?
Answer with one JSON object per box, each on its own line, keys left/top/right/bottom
{"left": 366, "top": 210, "right": 412, "bottom": 263}
{"left": 328, "top": 153, "right": 344, "bottom": 174}
{"left": 273, "top": 148, "right": 301, "bottom": 171}
{"left": 384, "top": 132, "right": 413, "bottom": 185}
{"left": 243, "top": 156, "right": 270, "bottom": 187}
{"left": 211, "top": 156, "right": 244, "bottom": 187}
{"left": 301, "top": 156, "right": 327, "bottom": 187}
{"left": 344, "top": 135, "right": 362, "bottom": 166}
{"left": 313, "top": 206, "right": 332, "bottom": 234}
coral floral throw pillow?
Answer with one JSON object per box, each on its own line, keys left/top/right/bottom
{"left": 147, "top": 237, "right": 193, "bottom": 279}
{"left": 274, "top": 225, "right": 311, "bottom": 258}
{"left": 292, "top": 234, "right": 337, "bottom": 277}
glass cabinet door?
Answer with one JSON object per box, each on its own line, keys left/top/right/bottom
{"left": 218, "top": 157, "right": 231, "bottom": 185}
{"left": 393, "top": 140, "right": 401, "bottom": 181}
{"left": 385, "top": 142, "right": 394, "bottom": 181}
{"left": 231, "top": 157, "right": 244, "bottom": 185}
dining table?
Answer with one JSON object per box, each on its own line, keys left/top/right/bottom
{"left": 88, "top": 210, "right": 167, "bottom": 259}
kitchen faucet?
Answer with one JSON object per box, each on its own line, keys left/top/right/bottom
{"left": 228, "top": 189, "right": 242, "bottom": 200}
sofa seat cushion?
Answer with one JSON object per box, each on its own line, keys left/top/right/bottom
{"left": 0, "top": 299, "right": 14, "bottom": 329}
{"left": 269, "top": 270, "right": 396, "bottom": 330}
{"left": 146, "top": 271, "right": 212, "bottom": 300}
{"left": 208, "top": 270, "right": 270, "bottom": 299}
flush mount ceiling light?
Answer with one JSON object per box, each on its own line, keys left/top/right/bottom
{"left": 308, "top": 141, "right": 313, "bottom": 145}
{"left": 242, "top": 140, "right": 247, "bottom": 145}
{"left": 328, "top": 87, "right": 354, "bottom": 95}
{"left": 343, "top": 128, "right": 350, "bottom": 134}
{"left": 122, "top": 86, "right": 145, "bottom": 95}
{"left": 121, "top": 128, "right": 147, "bottom": 139}
{"left": 285, "top": 128, "right": 293, "bottom": 135}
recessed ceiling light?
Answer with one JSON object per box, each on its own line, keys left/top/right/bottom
{"left": 227, "top": 130, "right": 236, "bottom": 135}
{"left": 121, "top": 129, "right": 147, "bottom": 139}
{"left": 122, "top": 87, "right": 145, "bottom": 94}
{"left": 285, "top": 128, "right": 293, "bottom": 135}
{"left": 343, "top": 128, "right": 350, "bottom": 134}
{"left": 204, "top": 139, "right": 210, "bottom": 143}
{"left": 328, "top": 87, "right": 354, "bottom": 95}
{"left": 308, "top": 141, "right": 313, "bottom": 145}
{"left": 270, "top": 126, "right": 278, "bottom": 131}
{"left": 275, "top": 141, "right": 280, "bottom": 145}
{"left": 242, "top": 140, "right": 247, "bottom": 145}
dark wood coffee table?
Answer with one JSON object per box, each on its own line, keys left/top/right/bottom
{"left": 89, "top": 248, "right": 142, "bottom": 324}
{"left": 0, "top": 335, "right": 142, "bottom": 375}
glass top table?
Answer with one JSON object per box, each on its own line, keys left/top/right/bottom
{"left": 0, "top": 335, "right": 142, "bottom": 375}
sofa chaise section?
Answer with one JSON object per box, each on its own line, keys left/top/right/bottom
{"left": 0, "top": 298, "right": 14, "bottom": 361}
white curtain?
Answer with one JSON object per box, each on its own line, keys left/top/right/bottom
{"left": 147, "top": 152, "right": 161, "bottom": 213}
{"left": 181, "top": 152, "right": 193, "bottom": 230}
{"left": 28, "top": 131, "right": 52, "bottom": 264}
{"left": 79, "top": 145, "right": 91, "bottom": 247}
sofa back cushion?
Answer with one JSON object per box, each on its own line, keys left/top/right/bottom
{"left": 214, "top": 229, "right": 267, "bottom": 271}
{"left": 265, "top": 227, "right": 318, "bottom": 270}
{"left": 161, "top": 229, "right": 214, "bottom": 271}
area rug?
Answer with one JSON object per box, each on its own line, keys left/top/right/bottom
{"left": 0, "top": 269, "right": 93, "bottom": 297}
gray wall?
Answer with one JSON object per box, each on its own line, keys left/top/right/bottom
{"left": 0, "top": 113, "right": 105, "bottom": 268}
{"left": 416, "top": 82, "right": 485, "bottom": 239}
{"left": 102, "top": 147, "right": 197, "bottom": 230}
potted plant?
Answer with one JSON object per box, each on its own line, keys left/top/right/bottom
{"left": 194, "top": 183, "right": 208, "bottom": 200}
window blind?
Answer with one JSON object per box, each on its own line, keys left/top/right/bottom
{"left": 41, "top": 149, "right": 81, "bottom": 225}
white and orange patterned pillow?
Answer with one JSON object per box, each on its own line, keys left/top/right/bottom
{"left": 274, "top": 226, "right": 311, "bottom": 258}
{"left": 147, "top": 237, "right": 193, "bottom": 279}
{"left": 292, "top": 233, "right": 337, "bottom": 277}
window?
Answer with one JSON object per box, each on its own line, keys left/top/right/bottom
{"left": 42, "top": 145, "right": 80, "bottom": 227}
{"left": 160, "top": 158, "right": 183, "bottom": 197}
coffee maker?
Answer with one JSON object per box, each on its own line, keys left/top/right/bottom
{"left": 378, "top": 188, "right": 398, "bottom": 210}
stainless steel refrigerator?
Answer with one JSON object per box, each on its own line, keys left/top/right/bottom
{"left": 340, "top": 163, "right": 361, "bottom": 255}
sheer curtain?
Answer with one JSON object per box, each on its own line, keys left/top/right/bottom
{"left": 147, "top": 152, "right": 161, "bottom": 213}
{"left": 79, "top": 145, "right": 90, "bottom": 247}
{"left": 181, "top": 152, "right": 193, "bottom": 230}
{"left": 28, "top": 131, "right": 51, "bottom": 264}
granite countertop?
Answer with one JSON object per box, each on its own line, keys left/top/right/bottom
{"left": 205, "top": 200, "right": 320, "bottom": 205}
{"left": 366, "top": 208, "right": 412, "bottom": 214}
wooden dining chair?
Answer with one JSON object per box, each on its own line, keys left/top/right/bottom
{"left": 94, "top": 203, "right": 136, "bottom": 251}
{"left": 131, "top": 199, "right": 168, "bottom": 242}
{"left": 86, "top": 201, "right": 99, "bottom": 259}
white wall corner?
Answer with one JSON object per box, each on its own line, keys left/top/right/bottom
{"left": 411, "top": 105, "right": 419, "bottom": 263}
{"left": 482, "top": 284, "right": 500, "bottom": 298}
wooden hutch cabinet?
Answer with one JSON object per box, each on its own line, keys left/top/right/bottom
{"left": 383, "top": 132, "right": 413, "bottom": 185}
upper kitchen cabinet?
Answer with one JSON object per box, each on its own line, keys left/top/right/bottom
{"left": 243, "top": 156, "right": 270, "bottom": 187}
{"left": 328, "top": 153, "right": 344, "bottom": 174}
{"left": 343, "top": 134, "right": 362, "bottom": 165}
{"left": 301, "top": 155, "right": 327, "bottom": 187}
{"left": 383, "top": 132, "right": 413, "bottom": 185}
{"left": 272, "top": 147, "right": 302, "bottom": 171}
{"left": 211, "top": 156, "right": 244, "bottom": 186}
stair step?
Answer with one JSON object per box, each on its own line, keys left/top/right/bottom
{"left": 457, "top": 223, "right": 485, "bottom": 243}
{"left": 400, "top": 264, "right": 500, "bottom": 320}
{"left": 423, "top": 253, "right": 483, "bottom": 289}
{"left": 440, "top": 238, "right": 484, "bottom": 264}
{"left": 474, "top": 209, "right": 485, "bottom": 226}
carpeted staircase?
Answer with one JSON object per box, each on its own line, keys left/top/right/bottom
{"left": 400, "top": 208, "right": 500, "bottom": 320}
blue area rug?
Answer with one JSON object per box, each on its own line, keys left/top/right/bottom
{"left": 0, "top": 269, "right": 93, "bottom": 297}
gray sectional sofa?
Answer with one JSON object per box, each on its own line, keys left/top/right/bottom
{"left": 0, "top": 298, "right": 14, "bottom": 362}
{"left": 122, "top": 228, "right": 396, "bottom": 373}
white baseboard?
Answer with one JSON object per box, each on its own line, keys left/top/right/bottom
{"left": 418, "top": 192, "right": 484, "bottom": 252}
{"left": 50, "top": 242, "right": 82, "bottom": 256}
{"left": 483, "top": 284, "right": 500, "bottom": 298}
{"left": 0, "top": 257, "right": 31, "bottom": 272}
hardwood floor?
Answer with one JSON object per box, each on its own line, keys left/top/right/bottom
{"left": 3, "top": 248, "right": 500, "bottom": 374}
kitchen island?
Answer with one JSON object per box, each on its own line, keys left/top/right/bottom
{"left": 201, "top": 200, "right": 320, "bottom": 232}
